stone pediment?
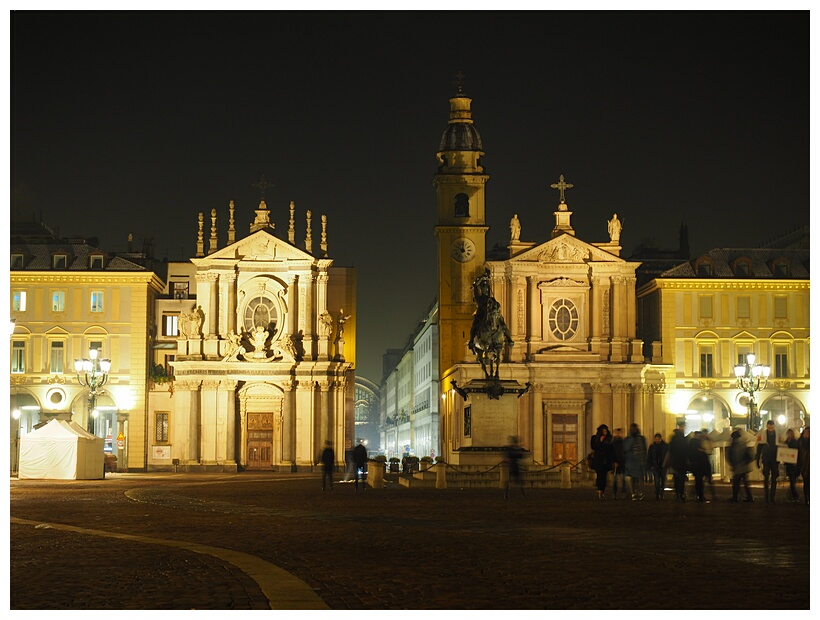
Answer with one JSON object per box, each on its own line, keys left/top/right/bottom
{"left": 511, "top": 234, "right": 624, "bottom": 264}
{"left": 194, "top": 231, "right": 315, "bottom": 264}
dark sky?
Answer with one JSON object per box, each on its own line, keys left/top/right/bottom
{"left": 10, "top": 11, "right": 809, "bottom": 383}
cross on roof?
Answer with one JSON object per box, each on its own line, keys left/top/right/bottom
{"left": 253, "top": 176, "right": 273, "bottom": 200}
{"left": 550, "top": 174, "right": 574, "bottom": 203}
{"left": 453, "top": 71, "right": 466, "bottom": 95}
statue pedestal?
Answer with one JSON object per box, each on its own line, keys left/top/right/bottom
{"left": 450, "top": 379, "right": 529, "bottom": 467}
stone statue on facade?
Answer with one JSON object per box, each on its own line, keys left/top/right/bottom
{"left": 468, "top": 269, "right": 514, "bottom": 380}
{"left": 221, "top": 329, "right": 246, "bottom": 362}
{"left": 318, "top": 310, "right": 333, "bottom": 338}
{"left": 247, "top": 325, "right": 269, "bottom": 360}
{"left": 608, "top": 213, "right": 622, "bottom": 243}
{"left": 510, "top": 214, "right": 521, "bottom": 242}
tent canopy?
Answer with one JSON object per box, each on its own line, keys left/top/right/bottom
{"left": 19, "top": 419, "right": 105, "bottom": 480}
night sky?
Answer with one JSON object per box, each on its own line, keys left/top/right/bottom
{"left": 10, "top": 11, "right": 810, "bottom": 384}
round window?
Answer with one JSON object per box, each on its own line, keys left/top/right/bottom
{"left": 548, "top": 298, "right": 579, "bottom": 341}
{"left": 243, "top": 294, "right": 279, "bottom": 336}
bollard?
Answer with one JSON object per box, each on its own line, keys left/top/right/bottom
{"left": 560, "top": 462, "right": 571, "bottom": 489}
{"left": 499, "top": 462, "right": 509, "bottom": 489}
{"left": 435, "top": 462, "right": 447, "bottom": 489}
{"left": 368, "top": 460, "right": 385, "bottom": 489}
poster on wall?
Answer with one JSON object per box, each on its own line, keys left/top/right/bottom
{"left": 153, "top": 445, "right": 171, "bottom": 459}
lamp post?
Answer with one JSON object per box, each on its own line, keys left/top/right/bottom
{"left": 734, "top": 352, "right": 770, "bottom": 433}
{"left": 74, "top": 348, "right": 111, "bottom": 435}
{"left": 11, "top": 408, "right": 20, "bottom": 476}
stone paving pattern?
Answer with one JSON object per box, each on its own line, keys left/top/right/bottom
{"left": 10, "top": 472, "right": 811, "bottom": 609}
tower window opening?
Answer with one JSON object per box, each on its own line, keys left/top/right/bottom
{"left": 454, "top": 193, "right": 470, "bottom": 218}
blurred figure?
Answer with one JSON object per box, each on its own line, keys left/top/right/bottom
{"left": 700, "top": 429, "right": 716, "bottom": 502}
{"left": 623, "top": 423, "right": 647, "bottom": 500}
{"left": 756, "top": 420, "right": 781, "bottom": 503}
{"left": 727, "top": 429, "right": 755, "bottom": 502}
{"left": 590, "top": 424, "right": 614, "bottom": 500}
{"left": 611, "top": 427, "right": 627, "bottom": 500}
{"left": 320, "top": 441, "right": 335, "bottom": 491}
{"left": 782, "top": 428, "right": 800, "bottom": 502}
{"left": 668, "top": 423, "right": 689, "bottom": 502}
{"left": 646, "top": 433, "right": 668, "bottom": 499}
{"left": 688, "top": 430, "right": 712, "bottom": 503}
{"left": 504, "top": 436, "right": 527, "bottom": 499}
{"left": 798, "top": 427, "right": 809, "bottom": 506}
{"left": 352, "top": 440, "right": 368, "bottom": 491}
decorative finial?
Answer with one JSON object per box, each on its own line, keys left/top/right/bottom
{"left": 453, "top": 71, "right": 466, "bottom": 95}
{"left": 288, "top": 201, "right": 296, "bottom": 244}
{"left": 320, "top": 214, "right": 328, "bottom": 256}
{"left": 253, "top": 176, "right": 273, "bottom": 201}
{"left": 550, "top": 174, "right": 574, "bottom": 205}
{"left": 208, "top": 208, "right": 218, "bottom": 254}
{"left": 196, "top": 212, "right": 205, "bottom": 257}
{"left": 305, "top": 210, "right": 313, "bottom": 254}
{"left": 227, "top": 200, "right": 236, "bottom": 245}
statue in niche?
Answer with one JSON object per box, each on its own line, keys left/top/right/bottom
{"left": 468, "top": 269, "right": 514, "bottom": 380}
{"left": 179, "top": 306, "right": 203, "bottom": 339}
{"left": 608, "top": 213, "right": 622, "bottom": 243}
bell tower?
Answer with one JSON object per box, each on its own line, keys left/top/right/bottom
{"left": 434, "top": 81, "right": 490, "bottom": 377}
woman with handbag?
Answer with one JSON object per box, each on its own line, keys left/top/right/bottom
{"left": 782, "top": 428, "right": 800, "bottom": 502}
{"left": 590, "top": 424, "right": 614, "bottom": 500}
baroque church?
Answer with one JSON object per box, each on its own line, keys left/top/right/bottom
{"left": 147, "top": 198, "right": 356, "bottom": 471}
{"left": 435, "top": 86, "right": 668, "bottom": 466}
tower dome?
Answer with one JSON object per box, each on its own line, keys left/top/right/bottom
{"left": 438, "top": 89, "right": 483, "bottom": 152}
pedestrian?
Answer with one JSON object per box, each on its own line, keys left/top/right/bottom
{"left": 622, "top": 422, "right": 647, "bottom": 500}
{"left": 782, "top": 428, "right": 800, "bottom": 502}
{"left": 798, "top": 426, "right": 809, "bottom": 506}
{"left": 352, "top": 440, "right": 368, "bottom": 491}
{"left": 503, "top": 436, "right": 527, "bottom": 499}
{"left": 668, "top": 422, "right": 689, "bottom": 502}
{"left": 756, "top": 420, "right": 781, "bottom": 503}
{"left": 320, "top": 441, "right": 335, "bottom": 491}
{"left": 646, "top": 432, "right": 668, "bottom": 499}
{"left": 611, "top": 427, "right": 627, "bottom": 500}
{"left": 688, "top": 430, "right": 712, "bottom": 503}
{"left": 590, "top": 424, "right": 614, "bottom": 500}
{"left": 727, "top": 429, "right": 755, "bottom": 502}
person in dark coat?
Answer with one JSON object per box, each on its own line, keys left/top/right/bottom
{"left": 688, "top": 430, "right": 712, "bottom": 502}
{"left": 667, "top": 423, "right": 689, "bottom": 502}
{"left": 756, "top": 420, "right": 780, "bottom": 503}
{"left": 646, "top": 433, "right": 668, "bottom": 499}
{"left": 727, "top": 429, "right": 755, "bottom": 502}
{"left": 782, "top": 428, "right": 800, "bottom": 502}
{"left": 590, "top": 424, "right": 614, "bottom": 500}
{"left": 352, "top": 440, "right": 368, "bottom": 491}
{"left": 504, "top": 436, "right": 527, "bottom": 499}
{"left": 611, "top": 427, "right": 627, "bottom": 500}
{"left": 622, "top": 423, "right": 648, "bottom": 500}
{"left": 798, "top": 426, "right": 809, "bottom": 506}
{"left": 320, "top": 441, "right": 335, "bottom": 491}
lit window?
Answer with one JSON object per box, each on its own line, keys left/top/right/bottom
{"left": 548, "top": 298, "right": 579, "bottom": 341}
{"left": 12, "top": 291, "right": 27, "bottom": 312}
{"left": 52, "top": 291, "right": 66, "bottom": 312}
{"left": 12, "top": 341, "right": 25, "bottom": 374}
{"left": 50, "top": 341, "right": 65, "bottom": 374}
{"left": 243, "top": 294, "right": 279, "bottom": 334}
{"left": 11, "top": 254, "right": 24, "bottom": 269}
{"left": 155, "top": 412, "right": 169, "bottom": 443}
{"left": 91, "top": 291, "right": 104, "bottom": 313}
{"left": 90, "top": 255, "right": 104, "bottom": 269}
{"left": 172, "top": 281, "right": 189, "bottom": 300}
{"left": 53, "top": 255, "right": 67, "bottom": 269}
{"left": 163, "top": 314, "right": 179, "bottom": 337}
{"left": 736, "top": 296, "right": 750, "bottom": 319}
{"left": 700, "top": 350, "right": 714, "bottom": 378}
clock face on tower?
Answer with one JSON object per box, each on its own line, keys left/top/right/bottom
{"left": 451, "top": 238, "right": 476, "bottom": 262}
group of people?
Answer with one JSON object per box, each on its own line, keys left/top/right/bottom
{"left": 318, "top": 440, "right": 369, "bottom": 491}
{"left": 590, "top": 420, "right": 810, "bottom": 505}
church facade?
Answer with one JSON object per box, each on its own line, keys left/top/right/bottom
{"left": 435, "top": 87, "right": 669, "bottom": 466}
{"left": 147, "top": 199, "right": 356, "bottom": 472}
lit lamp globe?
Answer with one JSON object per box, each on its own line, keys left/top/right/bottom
{"left": 12, "top": 409, "right": 20, "bottom": 421}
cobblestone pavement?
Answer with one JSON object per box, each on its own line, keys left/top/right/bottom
{"left": 9, "top": 472, "right": 812, "bottom": 610}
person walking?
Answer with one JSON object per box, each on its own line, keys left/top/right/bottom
{"left": 503, "top": 436, "right": 527, "bottom": 499}
{"left": 756, "top": 420, "right": 781, "bottom": 503}
{"left": 798, "top": 426, "right": 809, "bottom": 506}
{"left": 623, "top": 423, "right": 647, "bottom": 500}
{"left": 611, "top": 427, "right": 627, "bottom": 500}
{"left": 668, "top": 423, "right": 690, "bottom": 502}
{"left": 646, "top": 433, "right": 668, "bottom": 499}
{"left": 320, "top": 441, "right": 335, "bottom": 491}
{"left": 590, "top": 424, "right": 614, "bottom": 500}
{"left": 352, "top": 440, "right": 368, "bottom": 491}
{"left": 727, "top": 429, "right": 755, "bottom": 502}
{"left": 781, "top": 428, "right": 800, "bottom": 502}
{"left": 688, "top": 430, "right": 712, "bottom": 503}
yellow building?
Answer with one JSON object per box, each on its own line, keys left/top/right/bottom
{"left": 637, "top": 242, "right": 810, "bottom": 477}
{"left": 10, "top": 219, "right": 163, "bottom": 472}
{"left": 146, "top": 199, "right": 356, "bottom": 472}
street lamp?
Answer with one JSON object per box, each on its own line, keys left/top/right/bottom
{"left": 734, "top": 352, "right": 770, "bottom": 433}
{"left": 11, "top": 408, "right": 20, "bottom": 476}
{"left": 74, "top": 348, "right": 111, "bottom": 434}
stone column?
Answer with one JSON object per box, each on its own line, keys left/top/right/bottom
{"left": 304, "top": 272, "right": 315, "bottom": 359}
{"left": 207, "top": 273, "right": 219, "bottom": 339}
{"left": 318, "top": 380, "right": 330, "bottom": 443}
{"left": 527, "top": 275, "right": 541, "bottom": 356}
{"left": 224, "top": 273, "right": 237, "bottom": 337}
{"left": 281, "top": 380, "right": 295, "bottom": 467}
{"left": 531, "top": 384, "right": 544, "bottom": 464}
{"left": 224, "top": 380, "right": 237, "bottom": 464}
{"left": 238, "top": 395, "right": 248, "bottom": 468}
{"left": 200, "top": 380, "right": 219, "bottom": 464}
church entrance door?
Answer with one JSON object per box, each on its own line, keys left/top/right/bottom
{"left": 551, "top": 414, "right": 578, "bottom": 466}
{"left": 247, "top": 412, "right": 273, "bottom": 470}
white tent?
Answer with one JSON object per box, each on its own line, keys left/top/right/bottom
{"left": 19, "top": 419, "right": 105, "bottom": 480}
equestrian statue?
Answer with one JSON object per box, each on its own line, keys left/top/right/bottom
{"left": 468, "top": 269, "right": 514, "bottom": 380}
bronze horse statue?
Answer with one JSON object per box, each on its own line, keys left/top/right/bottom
{"left": 469, "top": 270, "right": 514, "bottom": 380}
